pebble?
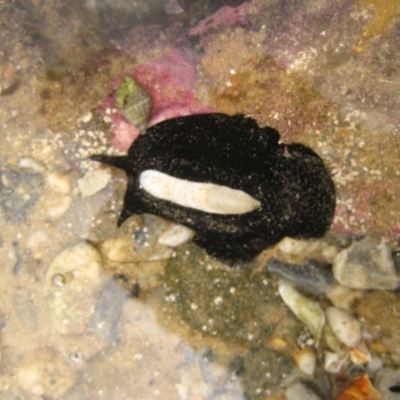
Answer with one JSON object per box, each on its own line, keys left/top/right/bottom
{"left": 158, "top": 224, "right": 194, "bottom": 247}
{"left": 15, "top": 347, "right": 76, "bottom": 397}
{"left": 0, "top": 168, "right": 44, "bottom": 222}
{"left": 77, "top": 168, "right": 111, "bottom": 197}
{"left": 278, "top": 279, "right": 325, "bottom": 344}
{"left": 43, "top": 193, "right": 72, "bottom": 220}
{"left": 285, "top": 382, "right": 322, "bottom": 400}
{"left": 267, "top": 258, "right": 334, "bottom": 294}
{"left": 19, "top": 157, "right": 45, "bottom": 173}
{"left": 350, "top": 343, "right": 371, "bottom": 365}
{"left": 323, "top": 323, "right": 347, "bottom": 354}
{"left": 325, "top": 306, "right": 361, "bottom": 348}
{"left": 326, "top": 283, "right": 364, "bottom": 311}
{"left": 276, "top": 237, "right": 322, "bottom": 257}
{"left": 92, "top": 277, "right": 128, "bottom": 341}
{"left": 294, "top": 346, "right": 317, "bottom": 376}
{"left": 46, "top": 172, "right": 71, "bottom": 194}
{"left": 57, "top": 185, "right": 116, "bottom": 240}
{"left": 45, "top": 242, "right": 104, "bottom": 335}
{"left": 324, "top": 351, "right": 348, "bottom": 374}
{"left": 333, "top": 236, "right": 398, "bottom": 290}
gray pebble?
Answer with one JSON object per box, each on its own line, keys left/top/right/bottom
{"left": 92, "top": 277, "right": 129, "bottom": 341}
{"left": 0, "top": 169, "right": 43, "bottom": 222}
{"left": 333, "top": 236, "right": 399, "bottom": 290}
{"left": 286, "top": 382, "right": 322, "bottom": 400}
{"left": 267, "top": 258, "right": 334, "bottom": 294}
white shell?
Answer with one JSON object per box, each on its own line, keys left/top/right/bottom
{"left": 139, "top": 169, "right": 261, "bottom": 215}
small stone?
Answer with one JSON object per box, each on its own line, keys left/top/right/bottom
{"left": 333, "top": 236, "right": 399, "bottom": 290}
{"left": 81, "top": 111, "right": 93, "bottom": 123}
{"left": 92, "top": 277, "right": 128, "bottom": 341}
{"left": 286, "top": 382, "right": 322, "bottom": 400}
{"left": 45, "top": 242, "right": 104, "bottom": 335}
{"left": 44, "top": 193, "right": 72, "bottom": 219}
{"left": 325, "top": 306, "right": 361, "bottom": 348}
{"left": 77, "top": 168, "right": 111, "bottom": 197}
{"left": 15, "top": 347, "right": 76, "bottom": 397}
{"left": 324, "top": 351, "right": 348, "bottom": 374}
{"left": 294, "top": 347, "right": 317, "bottom": 376}
{"left": 19, "top": 158, "right": 45, "bottom": 173}
{"left": 276, "top": 237, "right": 320, "bottom": 256}
{"left": 278, "top": 279, "right": 325, "bottom": 344}
{"left": 350, "top": 343, "right": 371, "bottom": 365}
{"left": 323, "top": 323, "right": 346, "bottom": 354}
{"left": 267, "top": 258, "right": 334, "bottom": 294}
{"left": 47, "top": 172, "right": 71, "bottom": 194}
{"left": 0, "top": 169, "right": 44, "bottom": 222}
{"left": 326, "top": 283, "right": 364, "bottom": 310}
{"left": 158, "top": 224, "right": 194, "bottom": 247}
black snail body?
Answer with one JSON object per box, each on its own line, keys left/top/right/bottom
{"left": 90, "top": 113, "right": 335, "bottom": 264}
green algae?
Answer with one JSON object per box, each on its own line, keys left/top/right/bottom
{"left": 165, "top": 242, "right": 301, "bottom": 347}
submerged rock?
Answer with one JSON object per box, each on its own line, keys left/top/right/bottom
{"left": 0, "top": 168, "right": 44, "bottom": 222}
{"left": 267, "top": 258, "right": 334, "bottom": 295}
{"left": 333, "top": 236, "right": 398, "bottom": 290}
{"left": 165, "top": 242, "right": 297, "bottom": 346}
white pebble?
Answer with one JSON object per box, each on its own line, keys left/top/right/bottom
{"left": 47, "top": 172, "right": 71, "bottom": 194}
{"left": 214, "top": 297, "right": 223, "bottom": 305}
{"left": 278, "top": 279, "right": 325, "bottom": 344}
{"left": 333, "top": 236, "right": 399, "bottom": 290}
{"left": 158, "top": 224, "right": 194, "bottom": 247}
{"left": 46, "top": 194, "right": 72, "bottom": 220}
{"left": 78, "top": 168, "right": 111, "bottom": 197}
{"left": 286, "top": 382, "right": 321, "bottom": 400}
{"left": 81, "top": 111, "right": 93, "bottom": 123}
{"left": 325, "top": 306, "right": 361, "bottom": 348}
{"left": 294, "top": 347, "right": 316, "bottom": 376}
{"left": 324, "top": 351, "right": 348, "bottom": 374}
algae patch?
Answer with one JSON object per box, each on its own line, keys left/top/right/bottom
{"left": 165, "top": 242, "right": 301, "bottom": 346}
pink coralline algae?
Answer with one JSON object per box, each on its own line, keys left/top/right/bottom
{"left": 102, "top": 48, "right": 214, "bottom": 152}
{"left": 189, "top": 2, "right": 251, "bottom": 37}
